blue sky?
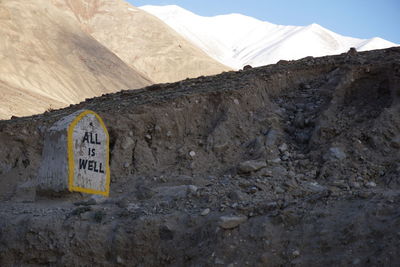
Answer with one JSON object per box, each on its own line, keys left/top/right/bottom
{"left": 128, "top": 0, "right": 399, "bottom": 44}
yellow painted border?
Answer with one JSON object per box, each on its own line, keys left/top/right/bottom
{"left": 67, "top": 110, "right": 110, "bottom": 197}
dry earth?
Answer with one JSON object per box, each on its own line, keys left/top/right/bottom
{"left": 52, "top": 0, "right": 231, "bottom": 83}
{"left": 0, "top": 0, "right": 229, "bottom": 120}
{"left": 0, "top": 0, "right": 151, "bottom": 120}
{"left": 0, "top": 47, "right": 400, "bottom": 266}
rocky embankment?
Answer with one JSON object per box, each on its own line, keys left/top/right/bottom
{"left": 0, "top": 47, "right": 400, "bottom": 266}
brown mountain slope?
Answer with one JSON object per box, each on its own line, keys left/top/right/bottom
{"left": 52, "top": 0, "right": 231, "bottom": 83}
{"left": 0, "top": 0, "right": 151, "bottom": 119}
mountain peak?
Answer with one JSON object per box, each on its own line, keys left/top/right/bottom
{"left": 140, "top": 5, "right": 398, "bottom": 69}
{"left": 141, "top": 4, "right": 195, "bottom": 17}
{"left": 307, "top": 23, "right": 323, "bottom": 29}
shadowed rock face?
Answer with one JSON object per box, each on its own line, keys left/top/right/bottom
{"left": 0, "top": 0, "right": 152, "bottom": 120}
{"left": 0, "top": 48, "right": 400, "bottom": 266}
{"left": 52, "top": 0, "right": 231, "bottom": 83}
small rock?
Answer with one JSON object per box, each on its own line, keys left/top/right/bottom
{"left": 219, "top": 215, "right": 247, "bottom": 229}
{"left": 233, "top": 99, "right": 240, "bottom": 105}
{"left": 248, "top": 186, "right": 258, "bottom": 194}
{"left": 117, "top": 255, "right": 124, "bottom": 264}
{"left": 357, "top": 191, "right": 373, "bottom": 199}
{"left": 292, "top": 249, "right": 300, "bottom": 257}
{"left": 269, "top": 158, "right": 281, "bottom": 164}
{"left": 91, "top": 194, "right": 108, "bottom": 204}
{"left": 294, "top": 113, "right": 305, "bottom": 128}
{"left": 281, "top": 151, "right": 290, "bottom": 161}
{"left": 238, "top": 160, "right": 267, "bottom": 173}
{"left": 126, "top": 203, "right": 140, "bottom": 212}
{"left": 121, "top": 137, "right": 135, "bottom": 150}
{"left": 215, "top": 258, "right": 225, "bottom": 264}
{"left": 308, "top": 169, "right": 317, "bottom": 178}
{"left": 287, "top": 171, "right": 296, "bottom": 179}
{"left": 390, "top": 136, "right": 400, "bottom": 148}
{"left": 258, "top": 168, "right": 273, "bottom": 177}
{"left": 274, "top": 186, "right": 285, "bottom": 194}
{"left": 303, "top": 182, "right": 327, "bottom": 193}
{"left": 228, "top": 190, "right": 246, "bottom": 201}
{"left": 123, "top": 162, "right": 130, "bottom": 168}
{"left": 351, "top": 182, "right": 361, "bottom": 189}
{"left": 326, "top": 147, "right": 346, "bottom": 160}
{"left": 189, "top": 151, "right": 196, "bottom": 158}
{"left": 154, "top": 185, "right": 197, "bottom": 200}
{"left": 300, "top": 83, "right": 311, "bottom": 89}
{"left": 154, "top": 125, "right": 162, "bottom": 132}
{"left": 295, "top": 132, "right": 310, "bottom": 144}
{"left": 278, "top": 143, "right": 288, "bottom": 152}
{"left": 284, "top": 125, "right": 295, "bottom": 135}
{"left": 266, "top": 201, "right": 278, "bottom": 210}
{"left": 277, "top": 59, "right": 290, "bottom": 65}
{"left": 265, "top": 129, "right": 280, "bottom": 147}
{"left": 145, "top": 134, "right": 152, "bottom": 140}
{"left": 365, "top": 181, "right": 377, "bottom": 188}
{"left": 356, "top": 176, "right": 364, "bottom": 181}
{"left": 116, "top": 198, "right": 129, "bottom": 208}
{"left": 74, "top": 198, "right": 97, "bottom": 206}
{"left": 187, "top": 185, "right": 198, "bottom": 194}
{"left": 213, "top": 142, "right": 229, "bottom": 154}
{"left": 331, "top": 180, "right": 349, "bottom": 190}
{"left": 201, "top": 208, "right": 210, "bottom": 216}
{"left": 347, "top": 47, "right": 357, "bottom": 56}
{"left": 271, "top": 166, "right": 288, "bottom": 177}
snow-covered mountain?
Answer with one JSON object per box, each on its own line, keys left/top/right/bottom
{"left": 140, "top": 5, "right": 398, "bottom": 69}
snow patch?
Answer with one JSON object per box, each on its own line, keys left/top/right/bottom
{"left": 140, "top": 5, "right": 399, "bottom": 69}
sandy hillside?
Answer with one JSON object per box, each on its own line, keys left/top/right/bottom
{"left": 0, "top": 0, "right": 151, "bottom": 119}
{"left": 52, "top": 0, "right": 231, "bottom": 83}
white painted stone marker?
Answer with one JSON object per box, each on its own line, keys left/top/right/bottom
{"left": 37, "top": 110, "right": 110, "bottom": 196}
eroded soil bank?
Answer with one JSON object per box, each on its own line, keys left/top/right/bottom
{"left": 1, "top": 47, "right": 400, "bottom": 266}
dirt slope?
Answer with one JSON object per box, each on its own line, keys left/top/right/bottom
{"left": 51, "top": 0, "right": 231, "bottom": 83}
{"left": 0, "top": 48, "right": 400, "bottom": 266}
{"left": 0, "top": 0, "right": 151, "bottom": 120}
